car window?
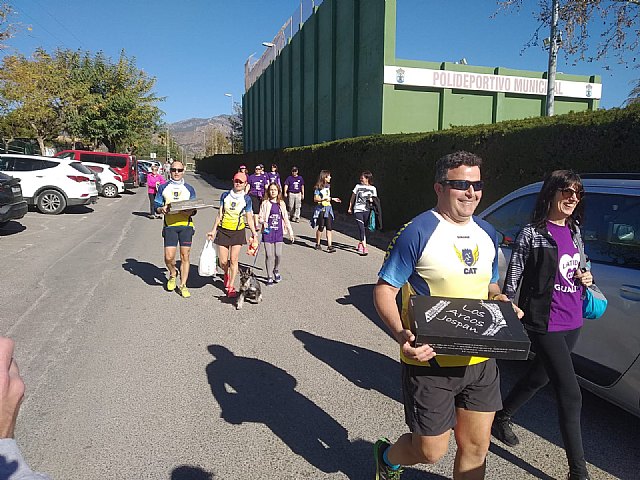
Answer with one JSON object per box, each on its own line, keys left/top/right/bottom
{"left": 70, "top": 162, "right": 93, "bottom": 174}
{"left": 106, "top": 156, "right": 126, "bottom": 169}
{"left": 80, "top": 153, "right": 106, "bottom": 164}
{"left": 482, "top": 193, "right": 537, "bottom": 246}
{"left": 0, "top": 157, "right": 14, "bottom": 171}
{"left": 87, "top": 165, "right": 104, "bottom": 173}
{"left": 582, "top": 193, "right": 640, "bottom": 269}
{"left": 40, "top": 160, "right": 59, "bottom": 169}
{"left": 12, "top": 157, "right": 37, "bottom": 171}
{"left": 56, "top": 152, "right": 74, "bottom": 159}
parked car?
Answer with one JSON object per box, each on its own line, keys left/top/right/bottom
{"left": 0, "top": 154, "right": 99, "bottom": 214}
{"left": 82, "top": 162, "right": 124, "bottom": 198}
{"left": 478, "top": 173, "right": 640, "bottom": 417}
{"left": 0, "top": 172, "right": 28, "bottom": 226}
{"left": 138, "top": 159, "right": 162, "bottom": 171}
{"left": 137, "top": 163, "right": 151, "bottom": 186}
{"left": 55, "top": 150, "right": 138, "bottom": 189}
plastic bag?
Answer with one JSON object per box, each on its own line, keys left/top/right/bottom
{"left": 199, "top": 239, "right": 218, "bottom": 276}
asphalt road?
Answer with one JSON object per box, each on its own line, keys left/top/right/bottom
{"left": 1, "top": 172, "right": 638, "bottom": 480}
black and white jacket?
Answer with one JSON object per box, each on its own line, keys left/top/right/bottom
{"left": 503, "top": 223, "right": 585, "bottom": 333}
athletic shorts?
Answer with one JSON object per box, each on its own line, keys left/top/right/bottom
{"left": 163, "top": 226, "right": 194, "bottom": 248}
{"left": 316, "top": 212, "right": 333, "bottom": 232}
{"left": 402, "top": 359, "right": 502, "bottom": 436}
{"left": 214, "top": 227, "right": 247, "bottom": 247}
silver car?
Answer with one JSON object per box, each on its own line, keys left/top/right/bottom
{"left": 478, "top": 174, "right": 640, "bottom": 417}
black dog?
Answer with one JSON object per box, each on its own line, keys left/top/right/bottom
{"left": 236, "top": 266, "right": 262, "bottom": 310}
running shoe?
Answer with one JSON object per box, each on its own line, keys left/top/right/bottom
{"left": 227, "top": 287, "right": 238, "bottom": 298}
{"left": 327, "top": 245, "right": 336, "bottom": 253}
{"left": 374, "top": 438, "right": 403, "bottom": 479}
{"left": 491, "top": 411, "right": 520, "bottom": 447}
{"left": 274, "top": 272, "right": 282, "bottom": 283}
{"left": 315, "top": 244, "right": 322, "bottom": 251}
{"left": 179, "top": 286, "right": 191, "bottom": 298}
{"left": 266, "top": 278, "right": 274, "bottom": 286}
{"left": 362, "top": 246, "right": 369, "bottom": 256}
{"left": 357, "top": 242, "right": 364, "bottom": 254}
{"left": 167, "top": 276, "right": 177, "bottom": 291}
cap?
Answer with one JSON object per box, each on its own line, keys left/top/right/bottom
{"left": 233, "top": 172, "right": 247, "bottom": 183}
{"left": 239, "top": 164, "right": 247, "bottom": 169}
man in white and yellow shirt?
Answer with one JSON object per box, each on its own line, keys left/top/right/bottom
{"left": 155, "top": 161, "right": 197, "bottom": 298}
{"left": 373, "top": 151, "right": 520, "bottom": 480}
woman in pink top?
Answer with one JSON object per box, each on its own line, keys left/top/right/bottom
{"left": 146, "top": 165, "right": 166, "bottom": 218}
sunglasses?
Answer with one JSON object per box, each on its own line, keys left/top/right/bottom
{"left": 559, "top": 187, "right": 584, "bottom": 200}
{"left": 440, "top": 179, "right": 484, "bottom": 191}
{"left": 170, "top": 168, "right": 184, "bottom": 173}
{"left": 234, "top": 179, "right": 245, "bottom": 184}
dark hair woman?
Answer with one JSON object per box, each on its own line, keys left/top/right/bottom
{"left": 492, "top": 170, "right": 593, "bottom": 480}
{"left": 311, "top": 170, "right": 341, "bottom": 252}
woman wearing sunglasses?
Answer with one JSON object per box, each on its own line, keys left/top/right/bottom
{"left": 492, "top": 170, "right": 593, "bottom": 480}
{"left": 207, "top": 172, "right": 258, "bottom": 298}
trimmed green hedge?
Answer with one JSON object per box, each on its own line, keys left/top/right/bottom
{"left": 196, "top": 105, "right": 640, "bottom": 230}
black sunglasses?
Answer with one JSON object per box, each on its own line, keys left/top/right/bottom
{"left": 559, "top": 187, "right": 584, "bottom": 200}
{"left": 170, "top": 168, "right": 184, "bottom": 173}
{"left": 440, "top": 179, "right": 484, "bottom": 191}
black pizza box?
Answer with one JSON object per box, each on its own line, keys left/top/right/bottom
{"left": 409, "top": 295, "right": 530, "bottom": 360}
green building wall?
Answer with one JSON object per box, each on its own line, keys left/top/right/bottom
{"left": 243, "top": 0, "right": 600, "bottom": 152}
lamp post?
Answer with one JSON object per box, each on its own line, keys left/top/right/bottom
{"left": 224, "top": 92, "right": 234, "bottom": 154}
{"left": 262, "top": 41, "right": 277, "bottom": 149}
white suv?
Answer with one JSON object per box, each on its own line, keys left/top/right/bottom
{"left": 0, "top": 154, "right": 99, "bottom": 214}
{"left": 82, "top": 161, "right": 125, "bottom": 198}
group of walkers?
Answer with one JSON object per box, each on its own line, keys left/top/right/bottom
{"left": 152, "top": 153, "right": 595, "bottom": 480}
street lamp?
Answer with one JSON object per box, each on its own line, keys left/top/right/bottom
{"left": 262, "top": 42, "right": 276, "bottom": 149}
{"left": 224, "top": 92, "right": 234, "bottom": 154}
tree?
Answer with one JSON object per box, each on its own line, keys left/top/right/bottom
{"left": 0, "top": 1, "right": 14, "bottom": 49}
{"left": 496, "top": 1, "right": 640, "bottom": 63}
{"left": 229, "top": 101, "right": 244, "bottom": 154}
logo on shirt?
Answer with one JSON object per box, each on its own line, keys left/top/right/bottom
{"left": 454, "top": 244, "right": 479, "bottom": 274}
{"left": 173, "top": 191, "right": 180, "bottom": 200}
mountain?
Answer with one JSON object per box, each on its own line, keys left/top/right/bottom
{"left": 168, "top": 115, "right": 231, "bottom": 156}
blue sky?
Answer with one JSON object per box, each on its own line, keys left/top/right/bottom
{"left": 4, "top": 0, "right": 636, "bottom": 123}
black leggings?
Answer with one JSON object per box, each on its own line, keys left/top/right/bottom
{"left": 502, "top": 328, "right": 587, "bottom": 477}
{"left": 148, "top": 193, "right": 155, "bottom": 215}
{"left": 354, "top": 211, "right": 369, "bottom": 242}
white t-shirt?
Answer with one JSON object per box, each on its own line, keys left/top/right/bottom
{"left": 352, "top": 184, "right": 377, "bottom": 212}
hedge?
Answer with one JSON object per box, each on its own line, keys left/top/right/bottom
{"left": 196, "top": 104, "right": 640, "bottom": 231}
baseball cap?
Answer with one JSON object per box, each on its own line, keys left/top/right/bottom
{"left": 239, "top": 164, "right": 247, "bottom": 169}
{"left": 233, "top": 172, "right": 247, "bottom": 183}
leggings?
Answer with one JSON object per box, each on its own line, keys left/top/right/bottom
{"left": 264, "top": 242, "right": 283, "bottom": 279}
{"left": 354, "top": 211, "right": 369, "bottom": 242}
{"left": 148, "top": 193, "right": 156, "bottom": 215}
{"left": 502, "top": 328, "right": 587, "bottom": 478}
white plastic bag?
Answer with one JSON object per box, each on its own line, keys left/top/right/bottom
{"left": 199, "top": 239, "right": 218, "bottom": 276}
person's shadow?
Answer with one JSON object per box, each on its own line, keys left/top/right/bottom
{"left": 336, "top": 283, "right": 397, "bottom": 341}
{"left": 122, "top": 258, "right": 167, "bottom": 286}
{"left": 293, "top": 330, "right": 402, "bottom": 403}
{"left": 171, "top": 465, "right": 215, "bottom": 480}
{"left": 205, "top": 345, "right": 372, "bottom": 478}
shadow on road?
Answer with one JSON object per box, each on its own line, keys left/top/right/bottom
{"left": 171, "top": 465, "right": 215, "bottom": 480}
{"left": 496, "top": 358, "right": 640, "bottom": 479}
{"left": 122, "top": 258, "right": 167, "bottom": 286}
{"left": 65, "top": 205, "right": 95, "bottom": 214}
{"left": 0, "top": 221, "right": 26, "bottom": 236}
{"left": 293, "top": 330, "right": 401, "bottom": 403}
{"left": 336, "top": 283, "right": 395, "bottom": 341}
{"left": 205, "top": 344, "right": 373, "bottom": 479}
{"left": 131, "top": 211, "right": 154, "bottom": 219}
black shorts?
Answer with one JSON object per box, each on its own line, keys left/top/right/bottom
{"left": 316, "top": 212, "right": 333, "bottom": 232}
{"left": 250, "top": 195, "right": 262, "bottom": 214}
{"left": 163, "top": 226, "right": 194, "bottom": 248}
{"left": 214, "top": 227, "right": 247, "bottom": 247}
{"left": 402, "top": 359, "right": 502, "bottom": 436}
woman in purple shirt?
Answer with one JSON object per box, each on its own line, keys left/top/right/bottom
{"left": 266, "top": 164, "right": 281, "bottom": 188}
{"left": 492, "top": 170, "right": 594, "bottom": 480}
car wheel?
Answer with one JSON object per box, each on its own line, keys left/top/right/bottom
{"left": 102, "top": 183, "right": 118, "bottom": 198}
{"left": 37, "top": 189, "right": 67, "bottom": 214}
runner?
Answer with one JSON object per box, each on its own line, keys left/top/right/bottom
{"left": 283, "top": 166, "right": 305, "bottom": 222}
{"left": 246, "top": 164, "right": 268, "bottom": 214}
{"left": 311, "top": 170, "right": 341, "bottom": 252}
{"left": 207, "top": 172, "right": 258, "bottom": 298}
{"left": 258, "top": 183, "right": 294, "bottom": 285}
{"left": 154, "top": 161, "right": 197, "bottom": 298}
{"left": 347, "top": 170, "right": 377, "bottom": 256}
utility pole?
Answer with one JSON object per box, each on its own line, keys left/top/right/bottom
{"left": 166, "top": 127, "right": 170, "bottom": 162}
{"left": 545, "top": 0, "right": 560, "bottom": 116}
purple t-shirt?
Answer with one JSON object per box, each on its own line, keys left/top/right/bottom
{"left": 547, "top": 221, "right": 583, "bottom": 332}
{"left": 284, "top": 175, "right": 304, "bottom": 193}
{"left": 266, "top": 172, "right": 281, "bottom": 187}
{"left": 263, "top": 202, "right": 284, "bottom": 243}
{"left": 247, "top": 173, "right": 268, "bottom": 198}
